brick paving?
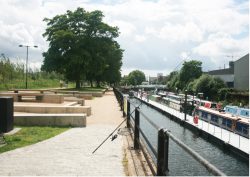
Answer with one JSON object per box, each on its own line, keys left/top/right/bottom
{"left": 0, "top": 90, "right": 126, "bottom": 176}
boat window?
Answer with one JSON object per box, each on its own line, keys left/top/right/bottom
{"left": 202, "top": 111, "right": 208, "bottom": 119}
{"left": 211, "top": 114, "right": 218, "bottom": 123}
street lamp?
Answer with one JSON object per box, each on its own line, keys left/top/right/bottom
{"left": 19, "top": 44, "right": 38, "bottom": 89}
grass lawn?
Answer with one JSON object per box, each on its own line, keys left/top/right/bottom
{"left": 0, "top": 126, "right": 69, "bottom": 154}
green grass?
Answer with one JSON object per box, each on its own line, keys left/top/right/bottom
{"left": 0, "top": 79, "right": 62, "bottom": 91}
{"left": 0, "top": 126, "right": 69, "bottom": 153}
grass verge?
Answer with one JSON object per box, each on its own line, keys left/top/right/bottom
{"left": 0, "top": 126, "right": 69, "bottom": 154}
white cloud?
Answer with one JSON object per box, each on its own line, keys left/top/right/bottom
{"left": 146, "top": 22, "right": 203, "bottom": 42}
{"left": 193, "top": 32, "right": 248, "bottom": 57}
{"left": 135, "top": 35, "right": 147, "bottom": 42}
{"left": 0, "top": 0, "right": 248, "bottom": 77}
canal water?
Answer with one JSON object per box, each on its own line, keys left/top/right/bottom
{"left": 129, "top": 98, "right": 249, "bottom": 176}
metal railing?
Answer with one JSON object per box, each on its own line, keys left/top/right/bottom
{"left": 113, "top": 88, "right": 226, "bottom": 176}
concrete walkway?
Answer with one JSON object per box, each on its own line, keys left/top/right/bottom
{"left": 0, "top": 90, "right": 126, "bottom": 176}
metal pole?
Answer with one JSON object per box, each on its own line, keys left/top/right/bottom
{"left": 163, "top": 132, "right": 169, "bottom": 174}
{"left": 134, "top": 107, "right": 140, "bottom": 150}
{"left": 184, "top": 90, "right": 187, "bottom": 121}
{"left": 25, "top": 46, "right": 29, "bottom": 89}
{"left": 127, "top": 100, "right": 130, "bottom": 128}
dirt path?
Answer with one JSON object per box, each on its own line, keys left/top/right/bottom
{"left": 86, "top": 90, "right": 125, "bottom": 125}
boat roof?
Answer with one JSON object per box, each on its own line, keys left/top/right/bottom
{"left": 197, "top": 106, "right": 249, "bottom": 124}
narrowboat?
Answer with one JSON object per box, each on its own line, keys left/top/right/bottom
{"left": 193, "top": 105, "right": 249, "bottom": 138}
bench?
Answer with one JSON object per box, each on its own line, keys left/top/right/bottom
{"left": 9, "top": 89, "right": 49, "bottom": 94}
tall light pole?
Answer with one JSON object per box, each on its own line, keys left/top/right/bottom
{"left": 19, "top": 45, "right": 38, "bottom": 89}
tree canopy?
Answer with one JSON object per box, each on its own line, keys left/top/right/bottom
{"left": 127, "top": 70, "right": 146, "bottom": 86}
{"left": 42, "top": 8, "right": 123, "bottom": 88}
{"left": 188, "top": 74, "right": 226, "bottom": 100}
{"left": 167, "top": 60, "right": 202, "bottom": 91}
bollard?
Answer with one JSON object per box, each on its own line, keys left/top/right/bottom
{"left": 0, "top": 97, "right": 14, "bottom": 133}
{"left": 127, "top": 100, "right": 130, "bottom": 128}
{"left": 157, "top": 128, "right": 169, "bottom": 176}
{"left": 134, "top": 107, "right": 140, "bottom": 150}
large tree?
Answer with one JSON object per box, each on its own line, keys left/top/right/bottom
{"left": 42, "top": 8, "right": 122, "bottom": 88}
{"left": 127, "top": 70, "right": 146, "bottom": 86}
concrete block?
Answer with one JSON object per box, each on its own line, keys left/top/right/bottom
{"left": 77, "top": 94, "right": 92, "bottom": 100}
{"left": 42, "top": 94, "right": 64, "bottom": 103}
{"left": 64, "top": 97, "right": 85, "bottom": 106}
{"left": 14, "top": 113, "right": 86, "bottom": 127}
{"left": 14, "top": 105, "right": 91, "bottom": 116}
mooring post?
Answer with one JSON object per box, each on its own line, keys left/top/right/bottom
{"left": 157, "top": 128, "right": 166, "bottom": 176}
{"left": 134, "top": 107, "right": 140, "bottom": 150}
{"left": 127, "top": 100, "right": 130, "bottom": 128}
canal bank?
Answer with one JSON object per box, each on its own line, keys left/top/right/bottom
{"left": 126, "top": 96, "right": 249, "bottom": 176}
{"left": 136, "top": 96, "right": 249, "bottom": 160}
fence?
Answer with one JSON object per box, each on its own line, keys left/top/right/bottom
{"left": 113, "top": 88, "right": 226, "bottom": 176}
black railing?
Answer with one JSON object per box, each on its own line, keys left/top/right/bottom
{"left": 113, "top": 88, "right": 226, "bottom": 176}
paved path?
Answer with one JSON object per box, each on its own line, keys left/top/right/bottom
{"left": 0, "top": 90, "right": 126, "bottom": 176}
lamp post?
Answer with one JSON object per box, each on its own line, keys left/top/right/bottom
{"left": 19, "top": 45, "right": 38, "bottom": 89}
{"left": 184, "top": 90, "right": 187, "bottom": 121}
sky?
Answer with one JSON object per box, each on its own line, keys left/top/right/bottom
{"left": 0, "top": 0, "right": 249, "bottom": 77}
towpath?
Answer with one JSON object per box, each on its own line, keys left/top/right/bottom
{"left": 0, "top": 90, "right": 126, "bottom": 176}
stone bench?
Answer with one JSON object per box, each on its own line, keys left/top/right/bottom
{"left": 14, "top": 113, "right": 86, "bottom": 127}
{"left": 9, "top": 89, "right": 49, "bottom": 94}
{"left": 17, "top": 93, "right": 64, "bottom": 104}
{"left": 14, "top": 105, "right": 91, "bottom": 116}
{"left": 64, "top": 97, "right": 85, "bottom": 106}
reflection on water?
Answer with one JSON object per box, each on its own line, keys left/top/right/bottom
{"left": 130, "top": 99, "right": 249, "bottom": 176}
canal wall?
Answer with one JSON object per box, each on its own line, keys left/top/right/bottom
{"left": 135, "top": 97, "right": 249, "bottom": 162}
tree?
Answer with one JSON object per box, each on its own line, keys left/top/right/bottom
{"left": 42, "top": 8, "right": 122, "bottom": 88}
{"left": 127, "top": 70, "right": 146, "bottom": 86}
{"left": 193, "top": 74, "right": 226, "bottom": 100}
{"left": 179, "top": 60, "right": 202, "bottom": 90}
{"left": 166, "top": 71, "right": 179, "bottom": 91}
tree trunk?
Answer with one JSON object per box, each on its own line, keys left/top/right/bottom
{"left": 75, "top": 80, "right": 80, "bottom": 89}
{"left": 97, "top": 80, "right": 100, "bottom": 88}
{"left": 90, "top": 80, "right": 93, "bottom": 87}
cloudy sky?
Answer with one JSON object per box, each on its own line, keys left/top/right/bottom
{"left": 0, "top": 0, "right": 248, "bottom": 77}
